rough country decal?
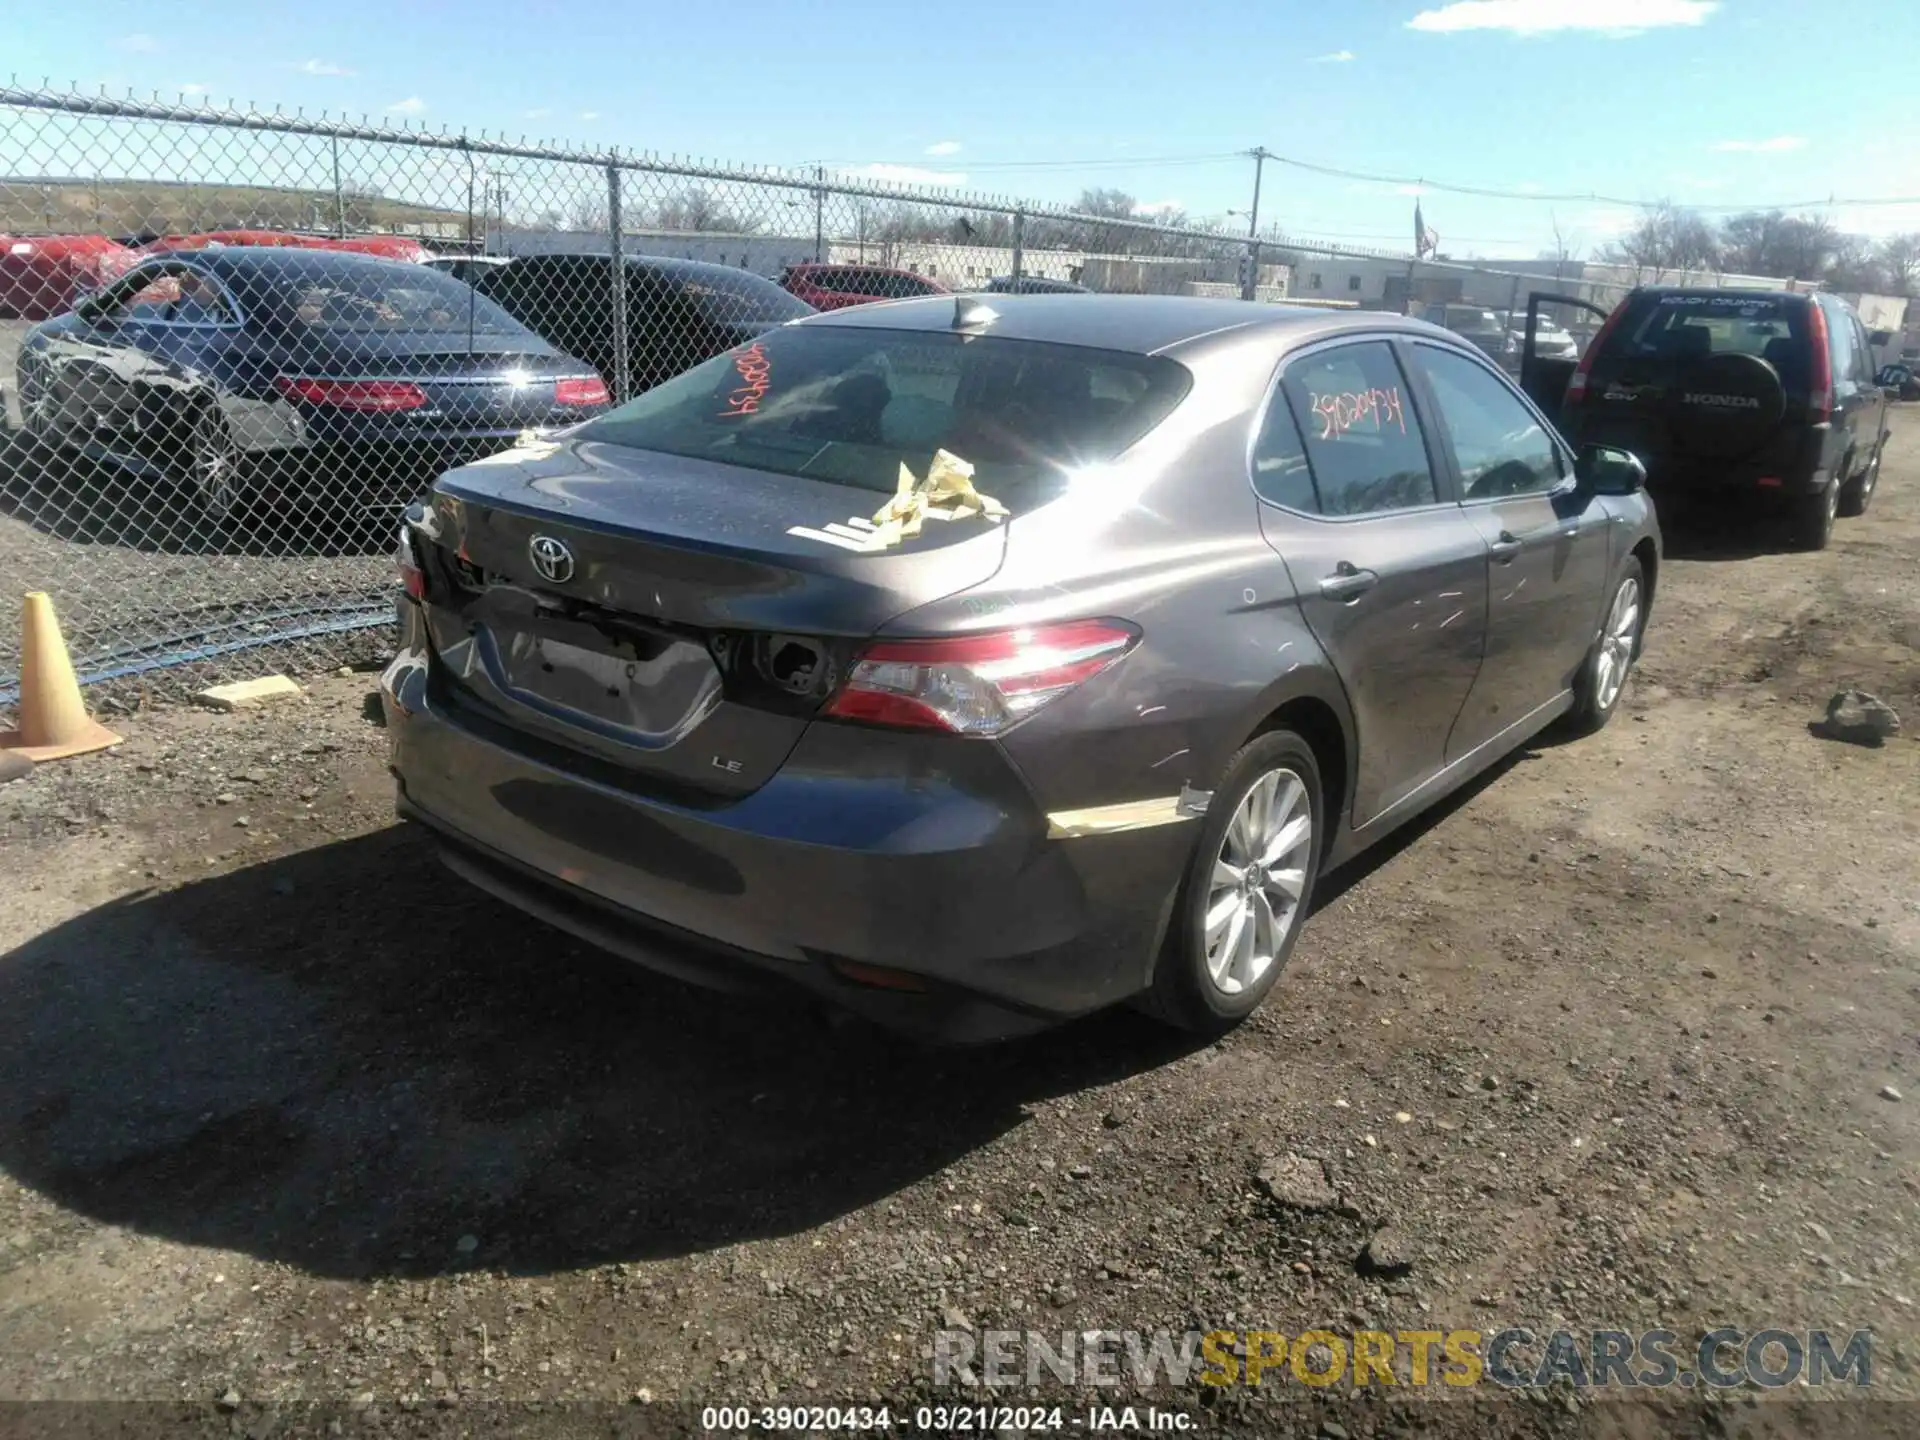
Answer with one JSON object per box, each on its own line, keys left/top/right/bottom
{"left": 1683, "top": 393, "right": 1763, "bottom": 408}
{"left": 1656, "top": 295, "right": 1782, "bottom": 312}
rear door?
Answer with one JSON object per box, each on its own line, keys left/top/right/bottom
{"left": 1406, "top": 340, "right": 1612, "bottom": 757}
{"left": 1518, "top": 291, "right": 1610, "bottom": 417}
{"left": 1252, "top": 337, "right": 1490, "bottom": 828}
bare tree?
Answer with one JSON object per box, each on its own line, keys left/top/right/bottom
{"left": 1075, "top": 188, "right": 1138, "bottom": 219}
{"left": 1827, "top": 234, "right": 1886, "bottom": 295}
{"left": 568, "top": 192, "right": 608, "bottom": 233}
{"left": 1538, "top": 210, "right": 1579, "bottom": 283}
{"left": 1599, "top": 201, "right": 1719, "bottom": 284}
{"left": 655, "top": 186, "right": 759, "bottom": 234}
{"left": 1774, "top": 214, "right": 1839, "bottom": 280}
{"left": 1719, "top": 209, "right": 1790, "bottom": 275}
{"left": 1879, "top": 232, "right": 1920, "bottom": 296}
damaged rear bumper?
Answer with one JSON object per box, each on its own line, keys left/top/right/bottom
{"left": 380, "top": 644, "right": 1194, "bottom": 1042}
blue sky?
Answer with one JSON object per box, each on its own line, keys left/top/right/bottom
{"left": 13, "top": 0, "right": 1920, "bottom": 259}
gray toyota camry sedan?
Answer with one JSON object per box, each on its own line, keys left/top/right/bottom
{"left": 382, "top": 295, "right": 1658, "bottom": 1042}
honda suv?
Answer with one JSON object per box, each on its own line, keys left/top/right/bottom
{"left": 1528, "top": 287, "right": 1891, "bottom": 550}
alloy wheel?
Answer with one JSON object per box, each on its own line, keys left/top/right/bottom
{"left": 1203, "top": 767, "right": 1313, "bottom": 996}
{"left": 1593, "top": 575, "right": 1641, "bottom": 712}
{"left": 189, "top": 407, "right": 239, "bottom": 522}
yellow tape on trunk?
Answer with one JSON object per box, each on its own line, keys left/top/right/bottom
{"left": 866, "top": 449, "right": 1008, "bottom": 550}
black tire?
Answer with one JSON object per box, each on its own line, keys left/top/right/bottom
{"left": 1790, "top": 476, "right": 1838, "bottom": 551}
{"left": 1567, "top": 556, "right": 1646, "bottom": 734}
{"left": 1838, "top": 441, "right": 1881, "bottom": 518}
{"left": 1143, "top": 730, "right": 1324, "bottom": 1035}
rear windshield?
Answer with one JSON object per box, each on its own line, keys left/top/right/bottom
{"left": 1604, "top": 293, "right": 1809, "bottom": 370}
{"left": 265, "top": 261, "right": 529, "bottom": 336}
{"left": 1442, "top": 309, "right": 1503, "bottom": 333}
{"left": 575, "top": 324, "right": 1192, "bottom": 495}
{"left": 665, "top": 270, "right": 813, "bottom": 325}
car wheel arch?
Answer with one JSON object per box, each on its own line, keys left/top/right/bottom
{"left": 1629, "top": 537, "right": 1658, "bottom": 627}
{"left": 1217, "top": 674, "right": 1355, "bottom": 847}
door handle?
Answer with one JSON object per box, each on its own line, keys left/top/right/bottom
{"left": 1318, "top": 563, "right": 1379, "bottom": 602}
{"left": 1489, "top": 529, "right": 1524, "bottom": 561}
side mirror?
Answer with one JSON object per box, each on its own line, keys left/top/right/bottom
{"left": 1575, "top": 444, "right": 1646, "bottom": 496}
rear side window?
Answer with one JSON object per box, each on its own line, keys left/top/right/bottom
{"left": 1276, "top": 341, "right": 1438, "bottom": 516}
{"left": 673, "top": 270, "right": 813, "bottom": 324}
{"left": 1822, "top": 302, "right": 1856, "bottom": 383}
{"left": 1250, "top": 386, "right": 1318, "bottom": 512}
{"left": 273, "top": 260, "right": 529, "bottom": 336}
{"left": 578, "top": 325, "right": 1191, "bottom": 498}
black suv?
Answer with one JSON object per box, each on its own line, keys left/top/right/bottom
{"left": 1520, "top": 287, "right": 1891, "bottom": 549}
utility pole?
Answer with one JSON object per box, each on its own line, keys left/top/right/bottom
{"left": 1245, "top": 147, "right": 1270, "bottom": 239}
{"left": 1241, "top": 146, "right": 1271, "bottom": 301}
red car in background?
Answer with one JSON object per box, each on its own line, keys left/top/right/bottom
{"left": 0, "top": 235, "right": 141, "bottom": 320}
{"left": 140, "top": 230, "right": 436, "bottom": 265}
{"left": 779, "top": 262, "right": 949, "bottom": 310}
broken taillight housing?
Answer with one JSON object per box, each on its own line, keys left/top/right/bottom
{"left": 395, "top": 525, "right": 426, "bottom": 601}
{"left": 823, "top": 620, "right": 1139, "bottom": 736}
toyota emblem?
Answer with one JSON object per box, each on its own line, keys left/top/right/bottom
{"left": 528, "top": 534, "right": 574, "bottom": 584}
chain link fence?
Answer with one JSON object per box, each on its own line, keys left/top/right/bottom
{"left": 0, "top": 83, "right": 1703, "bottom": 711}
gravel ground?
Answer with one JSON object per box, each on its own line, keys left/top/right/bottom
{"left": 0, "top": 414, "right": 1916, "bottom": 1438}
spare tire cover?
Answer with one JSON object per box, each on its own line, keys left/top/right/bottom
{"left": 1665, "top": 351, "right": 1787, "bottom": 459}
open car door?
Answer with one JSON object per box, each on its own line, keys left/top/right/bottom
{"left": 1518, "top": 291, "right": 1613, "bottom": 422}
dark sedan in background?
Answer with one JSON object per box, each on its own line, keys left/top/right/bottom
{"left": 384, "top": 295, "right": 1660, "bottom": 1042}
{"left": 469, "top": 254, "right": 813, "bottom": 399}
{"left": 15, "top": 248, "right": 609, "bottom": 523}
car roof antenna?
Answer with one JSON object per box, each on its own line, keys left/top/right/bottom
{"left": 953, "top": 296, "right": 998, "bottom": 332}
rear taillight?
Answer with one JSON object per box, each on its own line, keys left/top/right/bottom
{"left": 1805, "top": 301, "right": 1833, "bottom": 423}
{"left": 822, "top": 620, "right": 1138, "bottom": 736}
{"left": 275, "top": 376, "right": 428, "bottom": 412}
{"left": 554, "top": 376, "right": 609, "bottom": 408}
{"left": 1564, "top": 303, "right": 1627, "bottom": 408}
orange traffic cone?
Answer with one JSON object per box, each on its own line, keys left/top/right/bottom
{"left": 0, "top": 592, "right": 122, "bottom": 763}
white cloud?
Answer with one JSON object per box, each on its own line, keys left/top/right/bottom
{"left": 524, "top": 107, "right": 551, "bottom": 119}
{"left": 839, "top": 162, "right": 967, "bottom": 187}
{"left": 1407, "top": 0, "right": 1717, "bottom": 36}
{"left": 293, "top": 59, "right": 354, "bottom": 76}
{"left": 578, "top": 110, "right": 600, "bottom": 121}
{"left": 925, "top": 140, "right": 963, "bottom": 157}
{"left": 1710, "top": 135, "right": 1807, "bottom": 153}
{"left": 387, "top": 97, "right": 427, "bottom": 116}
{"left": 1310, "top": 49, "right": 1356, "bottom": 62}
{"left": 119, "top": 33, "right": 160, "bottom": 53}
{"left": 1396, "top": 183, "right": 1426, "bottom": 196}
{"left": 179, "top": 83, "right": 208, "bottom": 96}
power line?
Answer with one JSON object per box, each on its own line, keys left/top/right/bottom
{"left": 815, "top": 144, "right": 1920, "bottom": 213}
{"left": 1256, "top": 149, "right": 1920, "bottom": 213}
